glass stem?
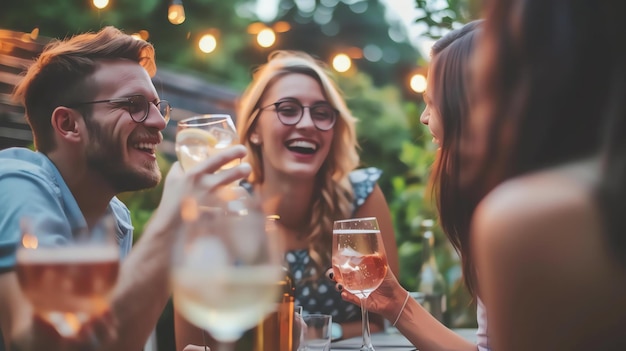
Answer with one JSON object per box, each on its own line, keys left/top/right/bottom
{"left": 360, "top": 297, "right": 375, "bottom": 351}
{"left": 215, "top": 341, "right": 236, "bottom": 351}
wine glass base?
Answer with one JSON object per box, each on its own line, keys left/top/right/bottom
{"left": 360, "top": 344, "right": 376, "bottom": 351}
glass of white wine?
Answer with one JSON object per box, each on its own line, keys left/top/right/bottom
{"left": 15, "top": 215, "right": 119, "bottom": 339}
{"left": 331, "top": 217, "right": 388, "bottom": 351}
{"left": 175, "top": 114, "right": 239, "bottom": 171}
{"left": 171, "top": 188, "right": 284, "bottom": 351}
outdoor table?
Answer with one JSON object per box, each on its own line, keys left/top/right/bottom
{"left": 330, "top": 328, "right": 478, "bottom": 350}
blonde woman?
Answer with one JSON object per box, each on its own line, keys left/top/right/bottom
{"left": 175, "top": 51, "right": 399, "bottom": 350}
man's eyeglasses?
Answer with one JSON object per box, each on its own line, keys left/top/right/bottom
{"left": 67, "top": 95, "right": 171, "bottom": 124}
{"left": 259, "top": 99, "right": 338, "bottom": 131}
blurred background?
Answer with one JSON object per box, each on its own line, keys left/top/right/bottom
{"left": 0, "top": 0, "right": 481, "bottom": 348}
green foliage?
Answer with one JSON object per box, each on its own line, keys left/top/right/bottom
{"left": 276, "top": 0, "right": 422, "bottom": 87}
{"left": 414, "top": 0, "right": 481, "bottom": 38}
{"left": 337, "top": 71, "right": 412, "bottom": 194}
{"left": 389, "top": 124, "right": 437, "bottom": 286}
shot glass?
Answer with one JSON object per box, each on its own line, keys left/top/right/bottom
{"left": 298, "top": 314, "right": 332, "bottom": 351}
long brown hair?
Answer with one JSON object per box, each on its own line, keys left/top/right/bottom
{"left": 427, "top": 20, "right": 482, "bottom": 297}
{"left": 467, "top": 1, "right": 626, "bottom": 260}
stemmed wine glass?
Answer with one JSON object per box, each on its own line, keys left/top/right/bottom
{"left": 332, "top": 217, "right": 388, "bottom": 351}
{"left": 175, "top": 114, "right": 239, "bottom": 171}
{"left": 15, "top": 215, "right": 120, "bottom": 339}
{"left": 171, "top": 188, "right": 284, "bottom": 351}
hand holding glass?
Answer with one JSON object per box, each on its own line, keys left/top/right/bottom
{"left": 332, "top": 217, "right": 388, "bottom": 351}
{"left": 171, "top": 189, "right": 284, "bottom": 351}
{"left": 175, "top": 114, "right": 239, "bottom": 171}
{"left": 15, "top": 216, "right": 119, "bottom": 339}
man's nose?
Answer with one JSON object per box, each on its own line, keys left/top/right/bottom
{"left": 144, "top": 104, "right": 168, "bottom": 131}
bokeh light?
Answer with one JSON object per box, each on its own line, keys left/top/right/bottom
{"left": 168, "top": 2, "right": 186, "bottom": 25}
{"left": 93, "top": 0, "right": 109, "bottom": 9}
{"left": 410, "top": 73, "right": 427, "bottom": 93}
{"left": 332, "top": 53, "right": 352, "bottom": 73}
{"left": 257, "top": 28, "right": 276, "bottom": 48}
{"left": 199, "top": 34, "right": 217, "bottom": 53}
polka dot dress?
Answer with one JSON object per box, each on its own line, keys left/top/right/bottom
{"left": 286, "top": 167, "right": 382, "bottom": 323}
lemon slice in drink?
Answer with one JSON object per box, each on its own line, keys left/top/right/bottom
{"left": 177, "top": 128, "right": 219, "bottom": 146}
{"left": 175, "top": 129, "right": 219, "bottom": 171}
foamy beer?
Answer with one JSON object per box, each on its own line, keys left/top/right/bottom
{"left": 15, "top": 217, "right": 120, "bottom": 337}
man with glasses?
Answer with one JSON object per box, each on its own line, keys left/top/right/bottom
{"left": 0, "top": 26, "right": 251, "bottom": 350}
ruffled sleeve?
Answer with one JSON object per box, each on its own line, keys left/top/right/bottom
{"left": 348, "top": 167, "right": 382, "bottom": 211}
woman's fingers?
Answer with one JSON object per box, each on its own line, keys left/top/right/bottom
{"left": 325, "top": 268, "right": 346, "bottom": 293}
{"left": 325, "top": 268, "right": 334, "bottom": 281}
{"left": 340, "top": 290, "right": 361, "bottom": 305}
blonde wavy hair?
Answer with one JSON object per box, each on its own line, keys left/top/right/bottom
{"left": 237, "top": 50, "right": 360, "bottom": 275}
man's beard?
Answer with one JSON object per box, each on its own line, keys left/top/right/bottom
{"left": 85, "top": 121, "right": 161, "bottom": 193}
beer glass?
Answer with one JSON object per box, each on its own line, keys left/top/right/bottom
{"left": 332, "top": 217, "right": 388, "bottom": 351}
{"left": 15, "top": 215, "right": 120, "bottom": 338}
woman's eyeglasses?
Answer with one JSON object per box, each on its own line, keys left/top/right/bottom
{"left": 67, "top": 95, "right": 171, "bottom": 124}
{"left": 259, "top": 99, "right": 337, "bottom": 131}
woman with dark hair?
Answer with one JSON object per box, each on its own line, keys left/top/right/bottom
{"left": 469, "top": 1, "right": 626, "bottom": 350}
{"left": 336, "top": 20, "right": 489, "bottom": 351}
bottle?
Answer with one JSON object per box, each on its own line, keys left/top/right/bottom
{"left": 254, "top": 265, "right": 295, "bottom": 351}
{"left": 416, "top": 219, "right": 447, "bottom": 322}
{"left": 253, "top": 215, "right": 296, "bottom": 351}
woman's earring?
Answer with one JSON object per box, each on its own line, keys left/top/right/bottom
{"left": 250, "top": 134, "right": 260, "bottom": 144}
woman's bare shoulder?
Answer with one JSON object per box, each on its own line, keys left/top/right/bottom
{"left": 472, "top": 161, "right": 602, "bottom": 259}
{"left": 472, "top": 159, "right": 626, "bottom": 350}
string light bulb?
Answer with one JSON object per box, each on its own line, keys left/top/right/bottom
{"left": 332, "top": 53, "right": 352, "bottom": 73}
{"left": 93, "top": 0, "right": 109, "bottom": 9}
{"left": 410, "top": 73, "right": 427, "bottom": 93}
{"left": 199, "top": 34, "right": 217, "bottom": 53}
{"left": 168, "top": 0, "right": 186, "bottom": 25}
{"left": 257, "top": 28, "right": 276, "bottom": 48}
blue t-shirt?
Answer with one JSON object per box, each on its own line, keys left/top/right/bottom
{"left": 0, "top": 148, "right": 134, "bottom": 273}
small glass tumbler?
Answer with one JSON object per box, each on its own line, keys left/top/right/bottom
{"left": 298, "top": 314, "right": 332, "bottom": 351}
